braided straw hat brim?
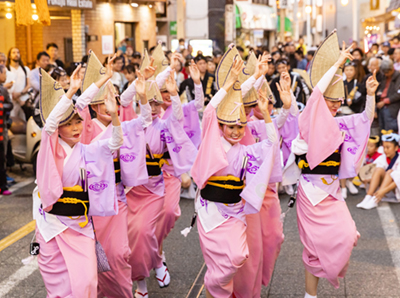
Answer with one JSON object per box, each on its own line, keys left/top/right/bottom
{"left": 261, "top": 81, "right": 276, "bottom": 105}
{"left": 239, "top": 51, "right": 257, "bottom": 84}
{"left": 216, "top": 46, "right": 240, "bottom": 90}
{"left": 82, "top": 51, "right": 108, "bottom": 105}
{"left": 146, "top": 80, "right": 164, "bottom": 104}
{"left": 217, "top": 82, "right": 247, "bottom": 126}
{"left": 293, "top": 68, "right": 313, "bottom": 91}
{"left": 309, "top": 31, "right": 344, "bottom": 100}
{"left": 140, "top": 49, "right": 150, "bottom": 73}
{"left": 243, "top": 87, "right": 259, "bottom": 106}
{"left": 152, "top": 44, "right": 169, "bottom": 79}
{"left": 39, "top": 68, "right": 75, "bottom": 125}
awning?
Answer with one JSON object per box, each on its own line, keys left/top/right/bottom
{"left": 235, "top": 2, "right": 276, "bottom": 31}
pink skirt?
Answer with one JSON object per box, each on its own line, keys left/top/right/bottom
{"left": 155, "top": 173, "right": 181, "bottom": 247}
{"left": 36, "top": 227, "right": 97, "bottom": 298}
{"left": 126, "top": 185, "right": 164, "bottom": 281}
{"left": 93, "top": 201, "right": 133, "bottom": 298}
{"left": 198, "top": 217, "right": 249, "bottom": 298}
{"left": 297, "top": 184, "right": 360, "bottom": 288}
{"left": 232, "top": 213, "right": 263, "bottom": 298}
{"left": 260, "top": 186, "right": 284, "bottom": 286}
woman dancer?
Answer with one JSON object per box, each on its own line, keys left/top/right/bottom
{"left": 77, "top": 51, "right": 152, "bottom": 298}
{"left": 292, "top": 33, "right": 379, "bottom": 298}
{"left": 191, "top": 57, "right": 280, "bottom": 298}
{"left": 34, "top": 65, "right": 123, "bottom": 297}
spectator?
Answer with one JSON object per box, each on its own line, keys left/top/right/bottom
{"left": 380, "top": 41, "right": 391, "bottom": 60}
{"left": 176, "top": 38, "right": 185, "bottom": 53}
{"left": 270, "top": 58, "right": 308, "bottom": 107}
{"left": 305, "top": 50, "right": 315, "bottom": 71}
{"left": 30, "top": 52, "right": 50, "bottom": 94}
{"left": 370, "top": 43, "right": 379, "bottom": 55}
{"left": 0, "top": 65, "right": 13, "bottom": 195}
{"left": 46, "top": 43, "right": 65, "bottom": 68}
{"left": 213, "top": 50, "right": 223, "bottom": 66}
{"left": 392, "top": 36, "right": 400, "bottom": 48}
{"left": 109, "top": 56, "right": 125, "bottom": 92}
{"left": 294, "top": 49, "right": 307, "bottom": 70}
{"left": 51, "top": 67, "right": 70, "bottom": 91}
{"left": 179, "top": 55, "right": 217, "bottom": 104}
{"left": 237, "top": 46, "right": 245, "bottom": 60}
{"left": 376, "top": 59, "right": 400, "bottom": 132}
{"left": 122, "top": 64, "right": 137, "bottom": 92}
{"left": 132, "top": 51, "right": 141, "bottom": 65}
{"left": 265, "top": 61, "right": 277, "bottom": 82}
{"left": 0, "top": 53, "right": 14, "bottom": 91}
{"left": 174, "top": 59, "right": 185, "bottom": 88}
{"left": 207, "top": 58, "right": 216, "bottom": 76}
{"left": 351, "top": 48, "right": 364, "bottom": 61}
{"left": 271, "top": 51, "right": 281, "bottom": 62}
{"left": 342, "top": 61, "right": 361, "bottom": 114}
{"left": 124, "top": 46, "right": 134, "bottom": 65}
{"left": 394, "top": 48, "right": 400, "bottom": 71}
{"left": 297, "top": 37, "right": 307, "bottom": 55}
{"left": 6, "top": 47, "right": 31, "bottom": 121}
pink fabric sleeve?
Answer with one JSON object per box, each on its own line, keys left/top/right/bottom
{"left": 298, "top": 86, "right": 343, "bottom": 170}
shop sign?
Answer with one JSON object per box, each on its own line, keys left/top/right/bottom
{"left": 47, "top": 0, "right": 95, "bottom": 9}
{"left": 170, "top": 21, "right": 177, "bottom": 36}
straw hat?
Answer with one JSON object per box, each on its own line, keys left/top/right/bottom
{"left": 293, "top": 68, "right": 313, "bottom": 90}
{"left": 260, "top": 80, "right": 276, "bottom": 105}
{"left": 82, "top": 51, "right": 108, "bottom": 105}
{"left": 309, "top": 30, "right": 344, "bottom": 100}
{"left": 216, "top": 46, "right": 240, "bottom": 90}
{"left": 243, "top": 87, "right": 259, "bottom": 106}
{"left": 217, "top": 82, "right": 247, "bottom": 126}
{"left": 239, "top": 51, "right": 257, "bottom": 84}
{"left": 39, "top": 68, "right": 75, "bottom": 125}
{"left": 152, "top": 44, "right": 169, "bottom": 79}
{"left": 140, "top": 49, "right": 150, "bottom": 74}
{"left": 146, "top": 80, "right": 164, "bottom": 104}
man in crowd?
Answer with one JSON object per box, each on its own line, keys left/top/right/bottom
{"left": 110, "top": 56, "right": 126, "bottom": 92}
{"left": 294, "top": 49, "right": 307, "bottom": 70}
{"left": 46, "top": 43, "right": 64, "bottom": 68}
{"left": 393, "top": 48, "right": 400, "bottom": 71}
{"left": 376, "top": 59, "right": 400, "bottom": 132}
{"left": 30, "top": 52, "right": 50, "bottom": 94}
{"left": 270, "top": 58, "right": 309, "bottom": 107}
{"left": 179, "top": 55, "right": 217, "bottom": 104}
{"left": 6, "top": 47, "right": 31, "bottom": 121}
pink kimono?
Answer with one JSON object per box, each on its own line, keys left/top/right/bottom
{"left": 192, "top": 103, "right": 280, "bottom": 298}
{"left": 35, "top": 95, "right": 120, "bottom": 298}
{"left": 77, "top": 89, "right": 148, "bottom": 298}
{"left": 295, "top": 86, "right": 371, "bottom": 288}
{"left": 126, "top": 114, "right": 197, "bottom": 281}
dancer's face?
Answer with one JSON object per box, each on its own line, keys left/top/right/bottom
{"left": 150, "top": 101, "right": 162, "bottom": 119}
{"left": 58, "top": 114, "right": 83, "bottom": 147}
{"left": 222, "top": 124, "right": 245, "bottom": 145}
{"left": 325, "top": 99, "right": 341, "bottom": 116}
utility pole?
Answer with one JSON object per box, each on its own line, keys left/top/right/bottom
{"left": 225, "top": 0, "right": 234, "bottom": 48}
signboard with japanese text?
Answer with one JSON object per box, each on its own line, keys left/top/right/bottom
{"left": 47, "top": 0, "right": 95, "bottom": 9}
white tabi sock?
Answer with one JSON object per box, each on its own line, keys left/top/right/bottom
{"left": 155, "top": 264, "right": 167, "bottom": 277}
{"left": 136, "top": 279, "right": 147, "bottom": 294}
{"left": 304, "top": 293, "right": 317, "bottom": 298}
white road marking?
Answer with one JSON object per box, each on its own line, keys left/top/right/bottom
{"left": 377, "top": 202, "right": 400, "bottom": 283}
{"left": 0, "top": 259, "right": 38, "bottom": 297}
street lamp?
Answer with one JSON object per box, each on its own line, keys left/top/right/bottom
{"left": 305, "top": 5, "right": 312, "bottom": 14}
{"left": 341, "top": 0, "right": 349, "bottom": 6}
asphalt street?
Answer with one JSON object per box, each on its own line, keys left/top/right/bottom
{"left": 0, "top": 167, "right": 400, "bottom": 297}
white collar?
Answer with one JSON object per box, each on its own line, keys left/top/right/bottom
{"left": 92, "top": 118, "right": 108, "bottom": 131}
{"left": 220, "top": 136, "right": 232, "bottom": 153}
{"left": 58, "top": 138, "right": 75, "bottom": 165}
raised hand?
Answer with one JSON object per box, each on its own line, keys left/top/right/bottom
{"left": 189, "top": 59, "right": 201, "bottom": 85}
{"left": 104, "top": 82, "right": 118, "bottom": 115}
{"left": 170, "top": 53, "right": 182, "bottom": 70}
{"left": 276, "top": 75, "right": 291, "bottom": 110}
{"left": 135, "top": 70, "right": 146, "bottom": 99}
{"left": 222, "top": 57, "right": 244, "bottom": 92}
{"left": 254, "top": 53, "right": 270, "bottom": 79}
{"left": 143, "top": 57, "right": 157, "bottom": 80}
{"left": 106, "top": 53, "right": 117, "bottom": 78}
{"left": 366, "top": 70, "right": 379, "bottom": 96}
{"left": 69, "top": 64, "right": 82, "bottom": 91}
{"left": 166, "top": 70, "right": 178, "bottom": 96}
{"left": 335, "top": 41, "right": 354, "bottom": 68}
{"left": 279, "top": 71, "right": 291, "bottom": 93}
{"left": 257, "top": 88, "right": 271, "bottom": 123}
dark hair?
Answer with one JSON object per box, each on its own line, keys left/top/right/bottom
{"left": 149, "top": 46, "right": 156, "bottom": 54}
{"left": 113, "top": 84, "right": 121, "bottom": 95}
{"left": 46, "top": 43, "right": 59, "bottom": 50}
{"left": 236, "top": 46, "right": 244, "bottom": 52}
{"left": 179, "top": 38, "right": 185, "bottom": 43}
{"left": 6, "top": 47, "right": 26, "bottom": 74}
{"left": 393, "top": 36, "right": 400, "bottom": 41}
{"left": 37, "top": 51, "right": 50, "bottom": 61}
{"left": 194, "top": 55, "right": 207, "bottom": 63}
{"left": 81, "top": 55, "right": 89, "bottom": 64}
{"left": 0, "top": 65, "right": 6, "bottom": 74}
{"left": 307, "top": 50, "right": 315, "bottom": 57}
{"left": 351, "top": 48, "right": 364, "bottom": 58}
{"left": 114, "top": 56, "right": 123, "bottom": 63}
{"left": 383, "top": 139, "right": 400, "bottom": 147}
{"left": 125, "top": 64, "right": 136, "bottom": 74}
{"left": 371, "top": 43, "right": 379, "bottom": 48}
{"left": 388, "top": 48, "right": 395, "bottom": 55}
{"left": 132, "top": 52, "right": 141, "bottom": 58}
{"left": 51, "top": 66, "right": 67, "bottom": 81}
{"left": 275, "top": 58, "right": 289, "bottom": 67}
{"left": 271, "top": 51, "right": 281, "bottom": 57}
{"left": 295, "top": 49, "right": 304, "bottom": 57}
